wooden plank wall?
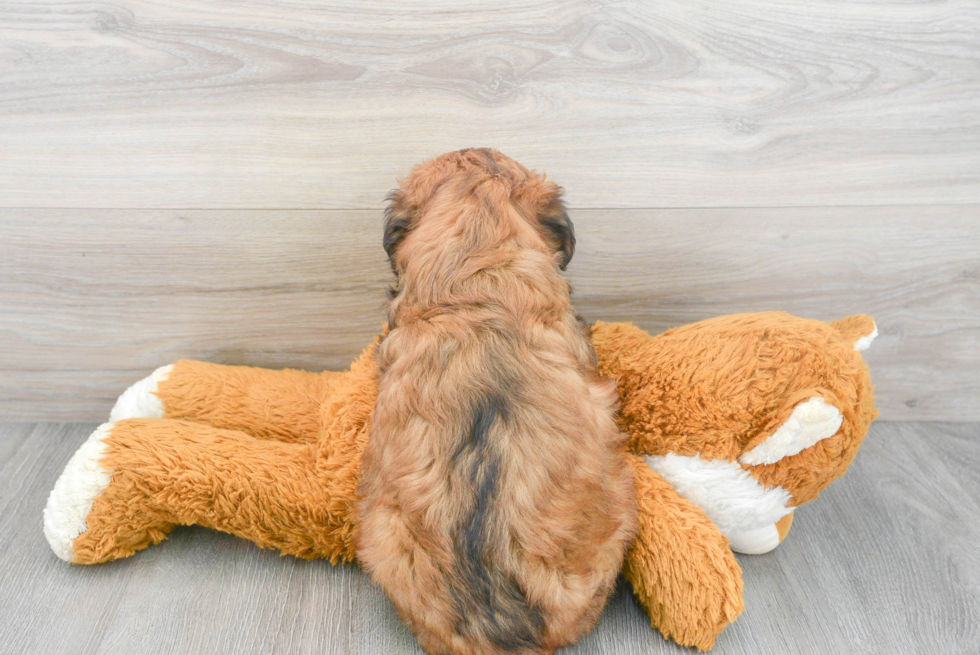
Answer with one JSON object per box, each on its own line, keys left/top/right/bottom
{"left": 1, "top": 0, "right": 978, "bottom": 421}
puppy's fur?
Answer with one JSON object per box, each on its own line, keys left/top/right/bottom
{"left": 356, "top": 149, "right": 637, "bottom": 655}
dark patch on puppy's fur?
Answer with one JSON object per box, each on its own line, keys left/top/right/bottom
{"left": 451, "top": 396, "right": 544, "bottom": 650}
{"left": 383, "top": 190, "right": 412, "bottom": 274}
{"left": 537, "top": 194, "right": 575, "bottom": 270}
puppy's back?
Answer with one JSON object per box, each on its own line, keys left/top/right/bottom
{"left": 359, "top": 323, "right": 636, "bottom": 655}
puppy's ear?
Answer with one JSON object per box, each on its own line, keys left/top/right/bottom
{"left": 383, "top": 190, "right": 413, "bottom": 274}
{"left": 536, "top": 186, "right": 575, "bottom": 270}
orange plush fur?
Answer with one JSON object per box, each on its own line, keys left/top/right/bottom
{"left": 47, "top": 310, "right": 877, "bottom": 651}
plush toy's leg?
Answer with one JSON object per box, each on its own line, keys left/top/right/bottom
{"left": 110, "top": 360, "right": 341, "bottom": 443}
{"left": 44, "top": 418, "right": 356, "bottom": 565}
{"left": 623, "top": 455, "right": 743, "bottom": 652}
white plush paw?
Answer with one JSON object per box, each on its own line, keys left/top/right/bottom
{"left": 739, "top": 397, "right": 843, "bottom": 467}
{"left": 109, "top": 364, "right": 173, "bottom": 422}
{"left": 854, "top": 321, "right": 878, "bottom": 352}
{"left": 726, "top": 524, "right": 781, "bottom": 555}
{"left": 43, "top": 423, "right": 116, "bottom": 562}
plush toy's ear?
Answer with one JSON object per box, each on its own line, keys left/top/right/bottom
{"left": 534, "top": 184, "right": 575, "bottom": 270}
{"left": 383, "top": 190, "right": 413, "bottom": 274}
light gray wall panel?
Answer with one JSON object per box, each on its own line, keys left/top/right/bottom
{"left": 0, "top": 0, "right": 977, "bottom": 208}
{"left": 2, "top": 207, "right": 976, "bottom": 421}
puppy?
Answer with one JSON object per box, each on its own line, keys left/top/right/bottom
{"left": 356, "top": 149, "right": 637, "bottom": 655}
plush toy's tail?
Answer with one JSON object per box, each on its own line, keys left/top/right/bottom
{"left": 830, "top": 314, "right": 878, "bottom": 351}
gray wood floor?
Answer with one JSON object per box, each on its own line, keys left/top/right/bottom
{"left": 2, "top": 421, "right": 977, "bottom": 654}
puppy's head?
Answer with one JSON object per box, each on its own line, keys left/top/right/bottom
{"left": 383, "top": 148, "right": 575, "bottom": 276}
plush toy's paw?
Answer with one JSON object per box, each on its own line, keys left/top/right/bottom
{"left": 725, "top": 512, "right": 794, "bottom": 555}
{"left": 109, "top": 365, "right": 173, "bottom": 422}
{"left": 43, "top": 423, "right": 115, "bottom": 562}
{"left": 44, "top": 421, "right": 174, "bottom": 564}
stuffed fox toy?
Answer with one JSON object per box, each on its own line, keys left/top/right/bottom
{"left": 43, "top": 311, "right": 877, "bottom": 650}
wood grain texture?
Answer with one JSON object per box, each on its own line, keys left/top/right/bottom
{"left": 2, "top": 207, "right": 977, "bottom": 421}
{"left": 0, "top": 0, "right": 978, "bottom": 209}
{"left": 1, "top": 421, "right": 977, "bottom": 654}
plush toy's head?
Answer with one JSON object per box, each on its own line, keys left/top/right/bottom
{"left": 736, "top": 314, "right": 879, "bottom": 507}
{"left": 592, "top": 312, "right": 878, "bottom": 555}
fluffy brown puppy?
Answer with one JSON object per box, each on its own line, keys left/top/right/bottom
{"left": 356, "top": 149, "right": 637, "bottom": 655}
